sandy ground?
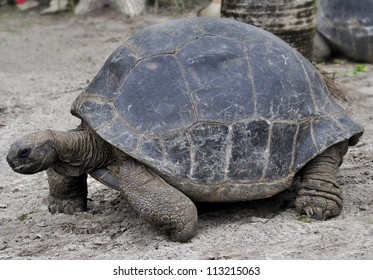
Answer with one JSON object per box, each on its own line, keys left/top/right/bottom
{"left": 0, "top": 7, "right": 372, "bottom": 260}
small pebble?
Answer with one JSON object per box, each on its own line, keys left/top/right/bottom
{"left": 37, "top": 222, "right": 47, "bottom": 227}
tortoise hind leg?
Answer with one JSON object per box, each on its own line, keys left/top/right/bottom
{"left": 295, "top": 140, "right": 348, "bottom": 220}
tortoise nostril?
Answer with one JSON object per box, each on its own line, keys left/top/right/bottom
{"left": 18, "top": 148, "right": 31, "bottom": 158}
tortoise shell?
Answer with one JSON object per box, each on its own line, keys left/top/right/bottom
{"left": 317, "top": 0, "right": 373, "bottom": 62}
{"left": 72, "top": 17, "right": 363, "bottom": 202}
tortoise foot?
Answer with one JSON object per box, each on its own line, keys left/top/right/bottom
{"left": 48, "top": 195, "right": 87, "bottom": 215}
{"left": 167, "top": 213, "right": 198, "bottom": 243}
{"left": 295, "top": 195, "right": 341, "bottom": 220}
{"left": 295, "top": 180, "right": 343, "bottom": 220}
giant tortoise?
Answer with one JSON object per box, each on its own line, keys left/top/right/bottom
{"left": 315, "top": 0, "right": 373, "bottom": 62}
{"left": 6, "top": 17, "right": 363, "bottom": 242}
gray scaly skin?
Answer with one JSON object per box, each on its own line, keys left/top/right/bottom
{"left": 6, "top": 125, "right": 198, "bottom": 242}
{"left": 295, "top": 141, "right": 348, "bottom": 219}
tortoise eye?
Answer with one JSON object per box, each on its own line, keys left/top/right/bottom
{"left": 18, "top": 148, "right": 31, "bottom": 158}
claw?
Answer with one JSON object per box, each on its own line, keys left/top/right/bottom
{"left": 304, "top": 206, "right": 314, "bottom": 217}
{"left": 303, "top": 206, "right": 325, "bottom": 220}
{"left": 323, "top": 210, "right": 332, "bottom": 219}
{"left": 312, "top": 207, "right": 324, "bottom": 220}
{"left": 296, "top": 196, "right": 341, "bottom": 221}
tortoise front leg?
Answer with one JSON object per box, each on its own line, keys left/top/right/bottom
{"left": 95, "top": 159, "right": 198, "bottom": 242}
{"left": 47, "top": 168, "right": 87, "bottom": 214}
{"left": 295, "top": 141, "right": 348, "bottom": 220}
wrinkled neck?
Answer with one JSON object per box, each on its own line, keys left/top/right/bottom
{"left": 50, "top": 129, "right": 113, "bottom": 176}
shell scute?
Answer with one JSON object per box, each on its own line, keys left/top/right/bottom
{"left": 189, "top": 123, "right": 229, "bottom": 184}
{"left": 317, "top": 0, "right": 373, "bottom": 62}
{"left": 264, "top": 123, "right": 298, "bottom": 180}
{"left": 177, "top": 36, "right": 254, "bottom": 122}
{"left": 248, "top": 37, "right": 315, "bottom": 120}
{"left": 85, "top": 44, "right": 137, "bottom": 100}
{"left": 312, "top": 116, "right": 347, "bottom": 152}
{"left": 294, "top": 122, "right": 317, "bottom": 170}
{"left": 115, "top": 55, "right": 196, "bottom": 136}
{"left": 161, "top": 132, "right": 192, "bottom": 180}
{"left": 228, "top": 119, "right": 270, "bottom": 181}
{"left": 127, "top": 19, "right": 203, "bottom": 57}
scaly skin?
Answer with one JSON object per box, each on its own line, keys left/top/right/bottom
{"left": 47, "top": 168, "right": 88, "bottom": 214}
{"left": 119, "top": 159, "right": 198, "bottom": 242}
{"left": 94, "top": 159, "right": 198, "bottom": 242}
{"left": 295, "top": 140, "right": 348, "bottom": 220}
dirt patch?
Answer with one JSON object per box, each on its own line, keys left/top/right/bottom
{"left": 0, "top": 7, "right": 372, "bottom": 260}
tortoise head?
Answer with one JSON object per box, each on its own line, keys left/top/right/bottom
{"left": 6, "top": 130, "right": 57, "bottom": 174}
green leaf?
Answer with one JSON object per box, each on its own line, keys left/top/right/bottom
{"left": 17, "top": 211, "right": 37, "bottom": 221}
{"left": 354, "top": 64, "right": 368, "bottom": 73}
{"left": 347, "top": 64, "right": 369, "bottom": 76}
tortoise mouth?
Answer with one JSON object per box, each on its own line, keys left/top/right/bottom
{"left": 11, "top": 161, "right": 40, "bottom": 174}
{"left": 12, "top": 161, "right": 43, "bottom": 174}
